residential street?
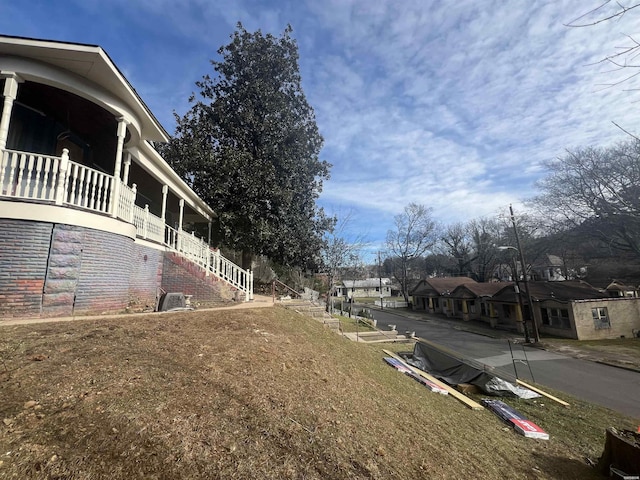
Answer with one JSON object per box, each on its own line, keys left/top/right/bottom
{"left": 367, "top": 306, "right": 640, "bottom": 419}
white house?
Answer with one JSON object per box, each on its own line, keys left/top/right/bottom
{"left": 335, "top": 278, "right": 393, "bottom": 299}
{"left": 0, "top": 35, "right": 252, "bottom": 318}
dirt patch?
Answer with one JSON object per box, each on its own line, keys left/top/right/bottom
{"left": 0, "top": 307, "right": 635, "bottom": 479}
{"left": 539, "top": 339, "right": 640, "bottom": 371}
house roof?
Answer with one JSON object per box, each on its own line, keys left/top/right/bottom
{"left": 533, "top": 254, "right": 564, "bottom": 267}
{"left": 410, "top": 277, "right": 476, "bottom": 296}
{"left": 605, "top": 280, "right": 638, "bottom": 292}
{"left": 450, "top": 282, "right": 512, "bottom": 298}
{"left": 0, "top": 34, "right": 168, "bottom": 142}
{"left": 491, "top": 280, "right": 607, "bottom": 304}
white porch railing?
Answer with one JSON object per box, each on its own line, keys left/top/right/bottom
{"left": 132, "top": 204, "right": 164, "bottom": 244}
{"left": 164, "top": 225, "right": 254, "bottom": 301}
{"left": 118, "top": 182, "right": 137, "bottom": 222}
{"left": 210, "top": 249, "right": 254, "bottom": 300}
{"left": 0, "top": 147, "right": 253, "bottom": 301}
{"left": 0, "top": 149, "right": 60, "bottom": 200}
{"left": 1, "top": 148, "right": 111, "bottom": 212}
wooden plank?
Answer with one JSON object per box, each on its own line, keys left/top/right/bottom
{"left": 382, "top": 349, "right": 484, "bottom": 410}
{"left": 516, "top": 379, "right": 570, "bottom": 407}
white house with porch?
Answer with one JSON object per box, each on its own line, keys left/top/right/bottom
{"left": 334, "top": 278, "right": 393, "bottom": 299}
{"left": 0, "top": 35, "right": 252, "bottom": 318}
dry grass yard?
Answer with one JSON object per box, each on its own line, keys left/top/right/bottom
{"left": 0, "top": 306, "right": 637, "bottom": 479}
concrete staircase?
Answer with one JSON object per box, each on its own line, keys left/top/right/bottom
{"left": 279, "top": 299, "right": 340, "bottom": 332}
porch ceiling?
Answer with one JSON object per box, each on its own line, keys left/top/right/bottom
{"left": 0, "top": 34, "right": 168, "bottom": 143}
{"left": 19, "top": 81, "right": 116, "bottom": 139}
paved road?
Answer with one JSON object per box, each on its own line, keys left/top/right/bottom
{"left": 369, "top": 307, "right": 640, "bottom": 419}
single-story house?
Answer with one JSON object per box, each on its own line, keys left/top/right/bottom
{"left": 335, "top": 278, "right": 392, "bottom": 299}
{"left": 409, "top": 277, "right": 476, "bottom": 316}
{"left": 448, "top": 282, "right": 513, "bottom": 325}
{"left": 0, "top": 35, "right": 252, "bottom": 319}
{"left": 489, "top": 281, "right": 640, "bottom": 340}
{"left": 411, "top": 276, "right": 640, "bottom": 340}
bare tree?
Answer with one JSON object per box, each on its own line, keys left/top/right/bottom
{"left": 386, "top": 203, "right": 438, "bottom": 302}
{"left": 440, "top": 222, "right": 474, "bottom": 276}
{"left": 467, "top": 218, "right": 502, "bottom": 282}
{"left": 566, "top": 2, "right": 640, "bottom": 94}
{"left": 531, "top": 140, "right": 640, "bottom": 259}
{"left": 320, "top": 211, "right": 365, "bottom": 311}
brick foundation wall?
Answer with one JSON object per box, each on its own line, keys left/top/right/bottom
{"left": 129, "top": 243, "right": 164, "bottom": 312}
{"left": 73, "top": 227, "right": 134, "bottom": 315}
{"left": 0, "top": 219, "right": 52, "bottom": 318}
{"left": 162, "top": 252, "right": 236, "bottom": 307}
{"left": 0, "top": 218, "right": 237, "bottom": 319}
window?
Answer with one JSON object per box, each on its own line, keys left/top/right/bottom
{"left": 469, "top": 301, "right": 476, "bottom": 314}
{"left": 541, "top": 308, "right": 550, "bottom": 325}
{"left": 542, "top": 308, "right": 570, "bottom": 329}
{"left": 592, "top": 307, "right": 610, "bottom": 329}
{"left": 480, "top": 302, "right": 488, "bottom": 316}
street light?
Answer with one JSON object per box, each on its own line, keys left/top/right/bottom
{"left": 499, "top": 204, "right": 541, "bottom": 343}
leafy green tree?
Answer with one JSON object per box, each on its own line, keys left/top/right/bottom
{"left": 160, "top": 24, "right": 333, "bottom": 269}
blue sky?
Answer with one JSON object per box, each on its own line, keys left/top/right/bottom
{"left": 1, "top": 1, "right": 638, "bottom": 254}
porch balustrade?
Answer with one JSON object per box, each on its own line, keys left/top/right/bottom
{"left": 118, "top": 182, "right": 136, "bottom": 223}
{"left": 0, "top": 146, "right": 254, "bottom": 301}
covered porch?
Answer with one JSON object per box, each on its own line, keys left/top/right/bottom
{"left": 0, "top": 42, "right": 252, "bottom": 300}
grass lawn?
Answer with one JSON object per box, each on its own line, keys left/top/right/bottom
{"left": 0, "top": 306, "right": 637, "bottom": 479}
{"left": 333, "top": 314, "right": 376, "bottom": 333}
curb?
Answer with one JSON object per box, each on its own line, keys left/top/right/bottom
{"left": 366, "top": 304, "right": 640, "bottom": 374}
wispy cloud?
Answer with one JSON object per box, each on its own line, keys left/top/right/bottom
{"left": 2, "top": 0, "right": 638, "bottom": 251}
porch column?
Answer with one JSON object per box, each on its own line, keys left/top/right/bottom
{"left": 161, "top": 185, "right": 168, "bottom": 222}
{"left": 178, "top": 198, "right": 184, "bottom": 252}
{"left": 110, "top": 117, "right": 129, "bottom": 218}
{"left": 208, "top": 221, "right": 212, "bottom": 245}
{"left": 0, "top": 73, "right": 21, "bottom": 150}
{"left": 178, "top": 198, "right": 184, "bottom": 231}
{"left": 122, "top": 152, "right": 132, "bottom": 185}
{"left": 489, "top": 303, "right": 498, "bottom": 328}
{"left": 515, "top": 304, "right": 523, "bottom": 322}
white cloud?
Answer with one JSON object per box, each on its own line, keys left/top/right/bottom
{"left": 5, "top": 0, "right": 640, "bottom": 249}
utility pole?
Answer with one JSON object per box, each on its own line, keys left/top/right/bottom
{"left": 509, "top": 204, "right": 540, "bottom": 343}
{"left": 378, "top": 251, "right": 384, "bottom": 311}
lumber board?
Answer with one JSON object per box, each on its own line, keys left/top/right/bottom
{"left": 382, "top": 349, "right": 484, "bottom": 410}
{"left": 516, "top": 379, "right": 570, "bottom": 407}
